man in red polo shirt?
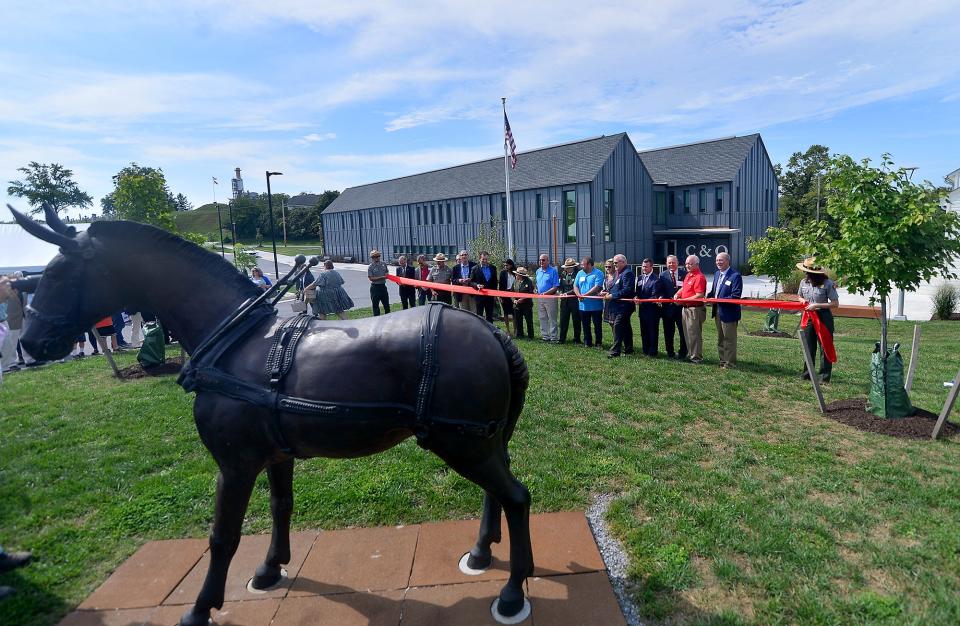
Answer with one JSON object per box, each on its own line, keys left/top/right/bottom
{"left": 675, "top": 254, "right": 707, "bottom": 363}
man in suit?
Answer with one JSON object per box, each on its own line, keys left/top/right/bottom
{"left": 469, "top": 251, "right": 499, "bottom": 322}
{"left": 602, "top": 254, "right": 635, "bottom": 358}
{"left": 635, "top": 258, "right": 661, "bottom": 357}
{"left": 452, "top": 250, "right": 477, "bottom": 313}
{"left": 657, "top": 255, "right": 687, "bottom": 359}
{"left": 396, "top": 255, "right": 417, "bottom": 309}
{"left": 708, "top": 251, "right": 743, "bottom": 368}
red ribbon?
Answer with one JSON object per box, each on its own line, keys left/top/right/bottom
{"left": 386, "top": 274, "right": 836, "bottom": 362}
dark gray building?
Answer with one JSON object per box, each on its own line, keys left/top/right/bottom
{"left": 322, "top": 133, "right": 777, "bottom": 272}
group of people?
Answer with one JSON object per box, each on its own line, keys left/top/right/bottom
{"left": 371, "top": 249, "right": 839, "bottom": 380}
{"left": 293, "top": 258, "right": 355, "bottom": 320}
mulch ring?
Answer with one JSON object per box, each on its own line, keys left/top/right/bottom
{"left": 117, "top": 357, "right": 184, "bottom": 380}
{"left": 825, "top": 398, "right": 956, "bottom": 439}
{"left": 748, "top": 330, "right": 793, "bottom": 339}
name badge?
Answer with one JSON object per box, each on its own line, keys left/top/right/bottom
{"left": 725, "top": 280, "right": 732, "bottom": 286}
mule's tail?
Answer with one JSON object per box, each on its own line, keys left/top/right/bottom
{"left": 490, "top": 325, "right": 529, "bottom": 442}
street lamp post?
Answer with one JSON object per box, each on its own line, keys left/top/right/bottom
{"left": 227, "top": 200, "right": 238, "bottom": 261}
{"left": 265, "top": 171, "right": 283, "bottom": 279}
{"left": 549, "top": 199, "right": 560, "bottom": 264}
{"left": 893, "top": 166, "right": 918, "bottom": 321}
{"left": 212, "top": 178, "right": 225, "bottom": 257}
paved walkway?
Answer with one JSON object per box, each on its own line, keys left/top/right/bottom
{"left": 58, "top": 512, "right": 624, "bottom": 626}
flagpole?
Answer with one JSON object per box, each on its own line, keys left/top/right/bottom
{"left": 213, "top": 177, "right": 225, "bottom": 257}
{"left": 502, "top": 97, "right": 515, "bottom": 259}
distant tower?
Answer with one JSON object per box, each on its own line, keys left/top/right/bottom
{"left": 231, "top": 168, "right": 244, "bottom": 199}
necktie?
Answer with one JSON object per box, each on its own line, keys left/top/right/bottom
{"left": 671, "top": 271, "right": 676, "bottom": 286}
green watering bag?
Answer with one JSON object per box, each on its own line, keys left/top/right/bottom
{"left": 763, "top": 309, "right": 780, "bottom": 332}
{"left": 137, "top": 322, "right": 166, "bottom": 369}
{"left": 867, "top": 342, "right": 913, "bottom": 418}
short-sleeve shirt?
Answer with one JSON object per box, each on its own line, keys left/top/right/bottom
{"left": 575, "top": 268, "right": 604, "bottom": 312}
{"left": 678, "top": 269, "right": 707, "bottom": 300}
{"left": 428, "top": 265, "right": 452, "bottom": 285}
{"left": 368, "top": 261, "right": 388, "bottom": 284}
{"left": 535, "top": 265, "right": 559, "bottom": 294}
{"left": 798, "top": 278, "right": 838, "bottom": 304}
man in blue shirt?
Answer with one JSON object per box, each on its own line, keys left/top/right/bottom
{"left": 602, "top": 254, "right": 636, "bottom": 358}
{"left": 535, "top": 254, "right": 560, "bottom": 342}
{"left": 453, "top": 250, "right": 477, "bottom": 314}
{"left": 574, "top": 256, "right": 605, "bottom": 348}
{"left": 469, "top": 251, "right": 498, "bottom": 322}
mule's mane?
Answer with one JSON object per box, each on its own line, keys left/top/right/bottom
{"left": 87, "top": 220, "right": 261, "bottom": 299}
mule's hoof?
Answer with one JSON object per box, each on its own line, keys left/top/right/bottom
{"left": 491, "top": 596, "right": 531, "bottom": 624}
{"left": 459, "top": 552, "right": 489, "bottom": 575}
{"left": 178, "top": 607, "right": 212, "bottom": 626}
{"left": 248, "top": 566, "right": 288, "bottom": 592}
{"left": 460, "top": 548, "right": 493, "bottom": 572}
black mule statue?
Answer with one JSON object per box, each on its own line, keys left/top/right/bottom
{"left": 10, "top": 205, "right": 534, "bottom": 624}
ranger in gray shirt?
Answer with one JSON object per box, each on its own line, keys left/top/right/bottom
{"left": 427, "top": 252, "right": 453, "bottom": 305}
{"left": 796, "top": 257, "right": 839, "bottom": 383}
{"left": 367, "top": 250, "right": 391, "bottom": 316}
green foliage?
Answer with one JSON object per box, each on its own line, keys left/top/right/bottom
{"left": 781, "top": 269, "right": 806, "bottom": 295}
{"left": 806, "top": 154, "right": 960, "bottom": 302}
{"left": 931, "top": 283, "right": 959, "bottom": 320}
{"left": 179, "top": 232, "right": 207, "bottom": 247}
{"left": 6, "top": 161, "right": 93, "bottom": 215}
{"left": 467, "top": 216, "right": 515, "bottom": 270}
{"left": 109, "top": 163, "right": 177, "bottom": 231}
{"left": 173, "top": 193, "right": 193, "bottom": 212}
{"left": 747, "top": 227, "right": 805, "bottom": 296}
{"left": 775, "top": 144, "right": 830, "bottom": 227}
{"left": 231, "top": 244, "right": 258, "bottom": 272}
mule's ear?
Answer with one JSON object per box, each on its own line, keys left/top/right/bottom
{"left": 8, "top": 204, "right": 79, "bottom": 251}
{"left": 42, "top": 202, "right": 77, "bottom": 237}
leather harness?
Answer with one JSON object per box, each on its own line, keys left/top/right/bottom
{"left": 177, "top": 302, "right": 507, "bottom": 455}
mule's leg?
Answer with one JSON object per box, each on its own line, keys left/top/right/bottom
{"left": 251, "top": 458, "right": 294, "bottom": 589}
{"left": 438, "top": 446, "right": 533, "bottom": 619}
{"left": 466, "top": 492, "right": 502, "bottom": 570}
{"left": 179, "top": 468, "right": 258, "bottom": 626}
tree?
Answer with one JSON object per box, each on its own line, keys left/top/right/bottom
{"left": 110, "top": 163, "right": 177, "bottom": 231}
{"left": 7, "top": 161, "right": 93, "bottom": 215}
{"left": 747, "top": 226, "right": 805, "bottom": 331}
{"left": 776, "top": 145, "right": 831, "bottom": 227}
{"left": 805, "top": 153, "right": 960, "bottom": 416}
{"left": 100, "top": 192, "right": 117, "bottom": 218}
{"left": 174, "top": 193, "right": 193, "bottom": 212}
{"left": 747, "top": 227, "right": 805, "bottom": 297}
{"left": 467, "top": 217, "right": 516, "bottom": 274}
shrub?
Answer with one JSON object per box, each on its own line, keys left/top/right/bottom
{"left": 931, "top": 283, "right": 959, "bottom": 320}
{"left": 781, "top": 269, "right": 806, "bottom": 295}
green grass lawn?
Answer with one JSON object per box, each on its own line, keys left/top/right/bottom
{"left": 241, "top": 241, "right": 324, "bottom": 259}
{"left": 1, "top": 310, "right": 959, "bottom": 626}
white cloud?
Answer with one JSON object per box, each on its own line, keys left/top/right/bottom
{"left": 297, "top": 132, "right": 337, "bottom": 144}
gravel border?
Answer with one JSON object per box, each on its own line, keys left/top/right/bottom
{"left": 586, "top": 493, "right": 644, "bottom": 626}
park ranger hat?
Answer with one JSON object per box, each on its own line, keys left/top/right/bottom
{"left": 562, "top": 257, "right": 579, "bottom": 269}
{"left": 369, "top": 249, "right": 381, "bottom": 257}
{"left": 514, "top": 266, "right": 530, "bottom": 277}
{"left": 796, "top": 257, "right": 827, "bottom": 275}
{"left": 433, "top": 252, "right": 448, "bottom": 262}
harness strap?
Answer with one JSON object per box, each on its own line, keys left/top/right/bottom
{"left": 413, "top": 302, "right": 446, "bottom": 449}
{"left": 265, "top": 313, "right": 313, "bottom": 388}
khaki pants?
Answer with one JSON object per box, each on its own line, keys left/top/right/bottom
{"left": 715, "top": 318, "right": 738, "bottom": 365}
{"left": 682, "top": 306, "right": 706, "bottom": 361}
{"left": 1, "top": 326, "right": 19, "bottom": 370}
{"left": 457, "top": 294, "right": 476, "bottom": 314}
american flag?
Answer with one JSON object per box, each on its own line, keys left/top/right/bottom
{"left": 212, "top": 176, "right": 218, "bottom": 184}
{"left": 504, "top": 112, "right": 517, "bottom": 169}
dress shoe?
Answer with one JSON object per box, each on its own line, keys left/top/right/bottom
{"left": 0, "top": 550, "right": 31, "bottom": 572}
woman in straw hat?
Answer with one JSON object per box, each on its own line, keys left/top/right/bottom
{"left": 796, "top": 257, "right": 839, "bottom": 383}
{"left": 498, "top": 259, "right": 517, "bottom": 335}
{"left": 427, "top": 252, "right": 453, "bottom": 305}
{"left": 511, "top": 266, "right": 535, "bottom": 339}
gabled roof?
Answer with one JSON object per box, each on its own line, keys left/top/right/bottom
{"left": 637, "top": 134, "right": 759, "bottom": 186}
{"left": 286, "top": 193, "right": 321, "bottom": 209}
{"left": 325, "top": 134, "right": 626, "bottom": 214}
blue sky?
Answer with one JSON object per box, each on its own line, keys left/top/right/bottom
{"left": 1, "top": 0, "right": 958, "bottom": 218}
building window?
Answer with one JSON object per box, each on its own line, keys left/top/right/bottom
{"left": 462, "top": 201, "right": 468, "bottom": 223}
{"left": 735, "top": 187, "right": 740, "bottom": 212}
{"left": 669, "top": 192, "right": 675, "bottom": 215}
{"left": 654, "top": 191, "right": 667, "bottom": 223}
{"left": 564, "top": 189, "right": 576, "bottom": 243}
{"left": 683, "top": 190, "right": 690, "bottom": 214}
{"left": 501, "top": 196, "right": 507, "bottom": 221}
{"left": 603, "top": 189, "right": 614, "bottom": 242}
{"left": 715, "top": 187, "right": 723, "bottom": 212}
{"left": 536, "top": 193, "right": 543, "bottom": 219}
{"left": 446, "top": 203, "right": 451, "bottom": 223}
{"left": 380, "top": 210, "right": 385, "bottom": 227}
{"left": 438, "top": 203, "right": 444, "bottom": 224}
{"left": 431, "top": 204, "right": 436, "bottom": 224}
{"left": 698, "top": 188, "right": 706, "bottom": 213}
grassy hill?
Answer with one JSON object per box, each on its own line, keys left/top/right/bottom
{"left": 174, "top": 203, "right": 224, "bottom": 234}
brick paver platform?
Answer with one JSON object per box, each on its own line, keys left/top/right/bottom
{"left": 58, "top": 511, "right": 625, "bottom": 625}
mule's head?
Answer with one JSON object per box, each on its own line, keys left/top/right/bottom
{"left": 9, "top": 204, "right": 125, "bottom": 360}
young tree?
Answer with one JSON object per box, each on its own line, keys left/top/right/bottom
{"left": 467, "top": 216, "right": 516, "bottom": 273}
{"left": 7, "top": 161, "right": 93, "bottom": 215}
{"left": 110, "top": 163, "right": 177, "bottom": 231}
{"left": 775, "top": 145, "right": 830, "bottom": 227}
{"left": 174, "top": 193, "right": 193, "bottom": 212}
{"left": 805, "top": 154, "right": 960, "bottom": 416}
{"left": 747, "top": 226, "right": 805, "bottom": 331}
